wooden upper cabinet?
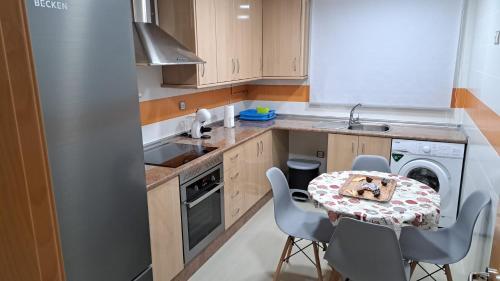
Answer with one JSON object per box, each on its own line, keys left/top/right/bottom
{"left": 234, "top": 0, "right": 263, "bottom": 80}
{"left": 160, "top": 0, "right": 263, "bottom": 87}
{"left": 250, "top": 0, "right": 263, "bottom": 78}
{"left": 217, "top": 0, "right": 262, "bottom": 82}
{"left": 215, "top": 0, "right": 236, "bottom": 83}
{"left": 195, "top": 0, "right": 218, "bottom": 85}
{"left": 159, "top": 0, "right": 218, "bottom": 87}
{"left": 263, "top": 0, "right": 310, "bottom": 79}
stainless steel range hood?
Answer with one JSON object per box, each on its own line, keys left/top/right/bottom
{"left": 132, "top": 0, "right": 205, "bottom": 66}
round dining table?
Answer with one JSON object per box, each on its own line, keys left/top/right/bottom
{"left": 308, "top": 171, "right": 441, "bottom": 231}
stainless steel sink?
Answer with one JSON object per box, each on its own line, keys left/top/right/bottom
{"left": 348, "top": 123, "right": 391, "bottom": 132}
{"left": 313, "top": 121, "right": 348, "bottom": 130}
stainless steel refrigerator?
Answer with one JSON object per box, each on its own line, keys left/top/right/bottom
{"left": 25, "top": 1, "right": 152, "bottom": 280}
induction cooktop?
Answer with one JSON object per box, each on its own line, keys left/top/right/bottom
{"left": 144, "top": 143, "right": 217, "bottom": 168}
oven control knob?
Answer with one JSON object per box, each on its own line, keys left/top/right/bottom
{"left": 194, "top": 185, "right": 199, "bottom": 191}
{"left": 211, "top": 175, "right": 216, "bottom": 182}
{"left": 422, "top": 145, "right": 431, "bottom": 153}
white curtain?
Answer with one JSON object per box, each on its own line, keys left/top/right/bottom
{"left": 309, "top": 0, "right": 464, "bottom": 109}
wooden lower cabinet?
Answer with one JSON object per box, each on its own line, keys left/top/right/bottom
{"left": 147, "top": 178, "right": 184, "bottom": 281}
{"left": 327, "top": 134, "right": 359, "bottom": 172}
{"left": 358, "top": 136, "right": 392, "bottom": 160}
{"left": 223, "top": 131, "right": 274, "bottom": 229}
{"left": 327, "top": 134, "right": 392, "bottom": 172}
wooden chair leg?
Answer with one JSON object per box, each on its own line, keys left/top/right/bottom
{"left": 444, "top": 264, "right": 453, "bottom": 281}
{"left": 274, "top": 236, "right": 293, "bottom": 281}
{"left": 313, "top": 242, "right": 324, "bottom": 281}
{"left": 410, "top": 261, "right": 418, "bottom": 276}
{"left": 328, "top": 267, "right": 342, "bottom": 281}
{"left": 285, "top": 236, "right": 295, "bottom": 262}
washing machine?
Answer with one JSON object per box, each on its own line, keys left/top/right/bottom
{"left": 390, "top": 139, "right": 465, "bottom": 227}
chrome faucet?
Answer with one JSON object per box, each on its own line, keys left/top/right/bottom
{"left": 349, "top": 103, "right": 362, "bottom": 127}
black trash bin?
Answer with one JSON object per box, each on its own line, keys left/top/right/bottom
{"left": 287, "top": 159, "right": 321, "bottom": 201}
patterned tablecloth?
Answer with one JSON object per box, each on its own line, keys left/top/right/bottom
{"left": 308, "top": 171, "right": 441, "bottom": 231}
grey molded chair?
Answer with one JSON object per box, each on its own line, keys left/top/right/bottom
{"left": 352, "top": 155, "right": 391, "bottom": 173}
{"left": 266, "top": 167, "right": 335, "bottom": 281}
{"left": 324, "top": 218, "right": 410, "bottom": 281}
{"left": 399, "top": 190, "right": 491, "bottom": 281}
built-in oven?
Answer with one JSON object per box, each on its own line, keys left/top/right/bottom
{"left": 180, "top": 163, "right": 224, "bottom": 263}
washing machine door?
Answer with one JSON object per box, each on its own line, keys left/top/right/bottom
{"left": 398, "top": 159, "right": 451, "bottom": 199}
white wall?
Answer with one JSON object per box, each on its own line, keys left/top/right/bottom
{"left": 250, "top": 79, "right": 461, "bottom": 125}
{"left": 456, "top": 0, "right": 500, "bottom": 115}
{"left": 136, "top": 66, "right": 246, "bottom": 145}
{"left": 454, "top": 0, "right": 500, "bottom": 277}
{"left": 245, "top": 100, "right": 460, "bottom": 125}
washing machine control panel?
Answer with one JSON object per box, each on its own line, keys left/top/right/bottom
{"left": 392, "top": 139, "right": 465, "bottom": 158}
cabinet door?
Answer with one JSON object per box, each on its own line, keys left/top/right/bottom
{"left": 263, "top": 0, "right": 302, "bottom": 77}
{"left": 242, "top": 137, "right": 262, "bottom": 212}
{"left": 327, "top": 134, "right": 359, "bottom": 172}
{"left": 250, "top": 0, "right": 263, "bottom": 78}
{"left": 358, "top": 136, "right": 392, "bottom": 161}
{"left": 233, "top": 0, "right": 253, "bottom": 80}
{"left": 195, "top": 0, "right": 218, "bottom": 85}
{"left": 224, "top": 168, "right": 244, "bottom": 229}
{"left": 147, "top": 178, "right": 184, "bottom": 281}
{"left": 223, "top": 146, "right": 244, "bottom": 229}
{"left": 258, "top": 131, "right": 273, "bottom": 196}
{"left": 215, "top": 0, "right": 236, "bottom": 83}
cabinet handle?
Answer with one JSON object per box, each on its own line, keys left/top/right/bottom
{"left": 230, "top": 172, "right": 239, "bottom": 180}
{"left": 260, "top": 140, "right": 264, "bottom": 155}
{"left": 257, "top": 142, "right": 260, "bottom": 157}
{"left": 237, "top": 59, "right": 240, "bottom": 74}
{"left": 233, "top": 208, "right": 240, "bottom": 217}
{"left": 362, "top": 143, "right": 365, "bottom": 154}
{"left": 230, "top": 154, "right": 239, "bottom": 161}
{"left": 201, "top": 64, "right": 205, "bottom": 78}
{"left": 293, "top": 57, "right": 297, "bottom": 72}
{"left": 231, "top": 190, "right": 240, "bottom": 199}
{"left": 232, "top": 59, "right": 235, "bottom": 74}
{"left": 351, "top": 142, "right": 355, "bottom": 154}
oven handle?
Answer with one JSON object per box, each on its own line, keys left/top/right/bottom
{"left": 184, "top": 183, "right": 224, "bottom": 209}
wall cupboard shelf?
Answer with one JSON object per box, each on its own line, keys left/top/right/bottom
{"left": 327, "top": 134, "right": 392, "bottom": 172}
{"left": 263, "top": 0, "right": 310, "bottom": 79}
{"left": 158, "top": 0, "right": 309, "bottom": 88}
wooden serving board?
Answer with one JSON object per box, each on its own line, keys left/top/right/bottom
{"left": 339, "top": 174, "right": 397, "bottom": 202}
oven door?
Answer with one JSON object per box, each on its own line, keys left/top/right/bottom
{"left": 181, "top": 182, "right": 225, "bottom": 263}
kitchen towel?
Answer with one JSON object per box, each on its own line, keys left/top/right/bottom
{"left": 224, "top": 105, "right": 235, "bottom": 128}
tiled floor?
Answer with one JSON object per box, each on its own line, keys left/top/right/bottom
{"left": 190, "top": 201, "right": 451, "bottom": 281}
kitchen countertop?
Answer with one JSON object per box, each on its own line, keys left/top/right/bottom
{"left": 145, "top": 116, "right": 467, "bottom": 191}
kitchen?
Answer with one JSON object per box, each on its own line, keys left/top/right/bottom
{"left": 1, "top": 0, "right": 499, "bottom": 281}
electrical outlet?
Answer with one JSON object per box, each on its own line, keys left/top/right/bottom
{"left": 495, "top": 31, "right": 500, "bottom": 45}
{"left": 316, "top": 151, "right": 325, "bottom": 158}
{"left": 179, "top": 101, "right": 186, "bottom": 110}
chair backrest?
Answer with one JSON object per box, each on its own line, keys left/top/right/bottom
{"left": 352, "top": 155, "right": 391, "bottom": 173}
{"left": 266, "top": 167, "right": 305, "bottom": 234}
{"left": 324, "top": 218, "right": 408, "bottom": 281}
{"left": 449, "top": 190, "right": 491, "bottom": 261}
